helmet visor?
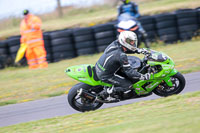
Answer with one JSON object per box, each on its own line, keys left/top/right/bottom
{"left": 126, "top": 38, "right": 136, "bottom": 47}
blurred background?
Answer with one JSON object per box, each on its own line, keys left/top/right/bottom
{"left": 0, "top": 0, "right": 116, "bottom": 38}
{"left": 0, "top": 0, "right": 200, "bottom": 69}
{"left": 0, "top": 0, "right": 199, "bottom": 38}
{"left": 0, "top": 0, "right": 105, "bottom": 19}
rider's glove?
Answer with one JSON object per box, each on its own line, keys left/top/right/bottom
{"left": 137, "top": 48, "right": 151, "bottom": 56}
{"left": 139, "top": 73, "right": 151, "bottom": 80}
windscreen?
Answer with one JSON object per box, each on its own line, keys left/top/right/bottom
{"left": 118, "top": 13, "right": 136, "bottom": 22}
{"left": 148, "top": 50, "right": 168, "bottom": 62}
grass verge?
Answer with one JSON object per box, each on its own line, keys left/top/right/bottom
{"left": 0, "top": 38, "right": 200, "bottom": 106}
{"left": 44, "top": 91, "right": 65, "bottom": 97}
{"left": 1, "top": 91, "right": 200, "bottom": 132}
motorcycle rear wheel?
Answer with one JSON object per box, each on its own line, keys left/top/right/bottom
{"left": 153, "top": 72, "right": 186, "bottom": 97}
{"left": 68, "top": 83, "right": 103, "bottom": 112}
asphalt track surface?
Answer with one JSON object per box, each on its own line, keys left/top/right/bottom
{"left": 0, "top": 71, "right": 199, "bottom": 127}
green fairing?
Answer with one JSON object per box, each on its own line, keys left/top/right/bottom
{"left": 133, "top": 80, "right": 162, "bottom": 95}
{"left": 65, "top": 50, "right": 178, "bottom": 95}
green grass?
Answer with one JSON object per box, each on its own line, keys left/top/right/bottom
{"left": 139, "top": 0, "right": 200, "bottom": 14}
{"left": 1, "top": 91, "right": 200, "bottom": 133}
{"left": 0, "top": 38, "right": 200, "bottom": 106}
{"left": 0, "top": 100, "right": 17, "bottom": 106}
{"left": 0, "top": 0, "right": 200, "bottom": 38}
{"left": 44, "top": 91, "right": 65, "bottom": 97}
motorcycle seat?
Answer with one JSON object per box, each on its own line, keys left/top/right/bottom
{"left": 87, "top": 66, "right": 100, "bottom": 81}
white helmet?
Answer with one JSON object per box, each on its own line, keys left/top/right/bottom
{"left": 118, "top": 31, "right": 138, "bottom": 51}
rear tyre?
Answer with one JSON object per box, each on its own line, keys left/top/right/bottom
{"left": 153, "top": 72, "right": 186, "bottom": 97}
{"left": 68, "top": 83, "right": 103, "bottom": 112}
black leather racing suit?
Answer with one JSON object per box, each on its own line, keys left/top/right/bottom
{"left": 95, "top": 40, "right": 142, "bottom": 92}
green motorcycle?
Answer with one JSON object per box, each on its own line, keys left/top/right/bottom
{"left": 65, "top": 49, "right": 186, "bottom": 112}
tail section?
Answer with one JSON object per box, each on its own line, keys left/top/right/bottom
{"left": 65, "top": 64, "right": 110, "bottom": 86}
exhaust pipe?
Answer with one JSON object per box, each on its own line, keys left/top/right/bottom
{"left": 77, "top": 88, "right": 96, "bottom": 101}
{"left": 77, "top": 88, "right": 120, "bottom": 103}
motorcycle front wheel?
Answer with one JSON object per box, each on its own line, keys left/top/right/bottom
{"left": 67, "top": 83, "right": 103, "bottom": 112}
{"left": 153, "top": 72, "right": 186, "bottom": 97}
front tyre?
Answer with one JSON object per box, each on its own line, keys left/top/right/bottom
{"left": 68, "top": 83, "right": 103, "bottom": 112}
{"left": 153, "top": 72, "right": 186, "bottom": 97}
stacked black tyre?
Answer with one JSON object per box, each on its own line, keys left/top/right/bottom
{"left": 73, "top": 27, "right": 96, "bottom": 56}
{"left": 139, "top": 15, "right": 157, "bottom": 42}
{"left": 0, "top": 40, "right": 8, "bottom": 69}
{"left": 176, "top": 9, "right": 199, "bottom": 41}
{"left": 50, "top": 29, "right": 76, "bottom": 62}
{"left": 7, "top": 35, "right": 27, "bottom": 66}
{"left": 43, "top": 32, "right": 53, "bottom": 63}
{"left": 155, "top": 13, "right": 178, "bottom": 44}
{"left": 93, "top": 23, "right": 116, "bottom": 52}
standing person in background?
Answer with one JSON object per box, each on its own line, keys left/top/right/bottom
{"left": 118, "top": 0, "right": 140, "bottom": 18}
{"left": 20, "top": 9, "right": 48, "bottom": 69}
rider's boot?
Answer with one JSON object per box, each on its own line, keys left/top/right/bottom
{"left": 99, "top": 86, "right": 121, "bottom": 100}
{"left": 141, "top": 31, "right": 150, "bottom": 48}
{"left": 144, "top": 38, "right": 150, "bottom": 48}
{"left": 99, "top": 86, "right": 113, "bottom": 99}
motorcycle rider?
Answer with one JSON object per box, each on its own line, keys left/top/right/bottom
{"left": 118, "top": 0, "right": 150, "bottom": 48}
{"left": 95, "top": 31, "right": 151, "bottom": 99}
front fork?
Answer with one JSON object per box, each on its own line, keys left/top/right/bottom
{"left": 163, "top": 76, "right": 173, "bottom": 87}
{"left": 163, "top": 68, "right": 178, "bottom": 87}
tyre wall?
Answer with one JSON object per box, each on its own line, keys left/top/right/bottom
{"left": 73, "top": 27, "right": 96, "bottom": 56}
{"left": 49, "top": 29, "right": 76, "bottom": 62}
